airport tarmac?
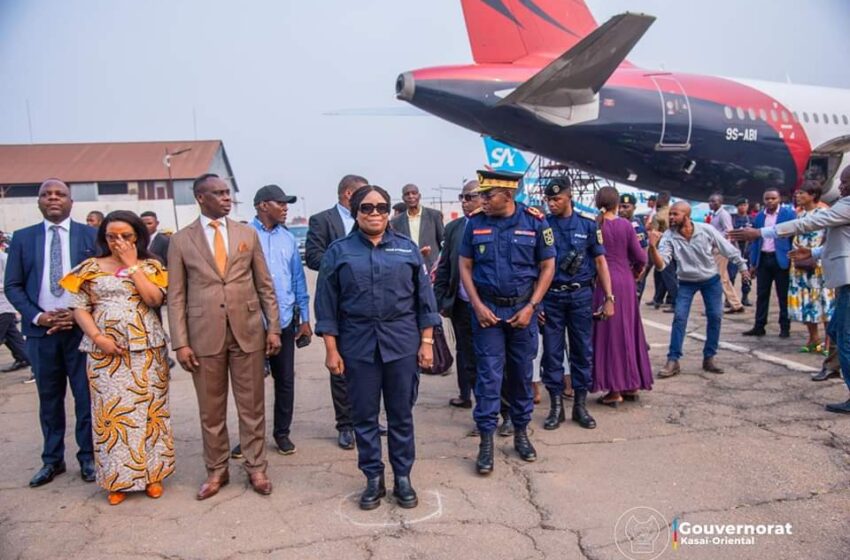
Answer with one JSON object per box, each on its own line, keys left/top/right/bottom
{"left": 0, "top": 272, "right": 848, "bottom": 560}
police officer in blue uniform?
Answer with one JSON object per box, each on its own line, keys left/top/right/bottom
{"left": 618, "top": 193, "right": 649, "bottom": 300}
{"left": 459, "top": 170, "right": 556, "bottom": 475}
{"left": 315, "top": 185, "right": 441, "bottom": 510}
{"left": 540, "top": 178, "right": 614, "bottom": 431}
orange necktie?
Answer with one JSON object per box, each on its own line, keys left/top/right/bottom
{"left": 209, "top": 221, "right": 227, "bottom": 275}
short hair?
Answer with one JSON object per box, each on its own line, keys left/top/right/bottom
{"left": 709, "top": 192, "right": 724, "bottom": 203}
{"left": 392, "top": 202, "right": 407, "bottom": 213}
{"left": 401, "top": 183, "right": 419, "bottom": 194}
{"left": 338, "top": 174, "right": 368, "bottom": 196}
{"left": 595, "top": 186, "right": 620, "bottom": 212}
{"left": 87, "top": 210, "right": 104, "bottom": 220}
{"left": 193, "top": 173, "right": 220, "bottom": 195}
{"left": 799, "top": 180, "right": 823, "bottom": 202}
{"left": 763, "top": 187, "right": 781, "bottom": 197}
{"left": 656, "top": 191, "right": 672, "bottom": 207}
{"left": 140, "top": 211, "right": 158, "bottom": 220}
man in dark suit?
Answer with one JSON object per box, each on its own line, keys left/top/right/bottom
{"left": 743, "top": 188, "right": 796, "bottom": 338}
{"left": 4, "top": 179, "right": 97, "bottom": 487}
{"left": 305, "top": 174, "right": 368, "bottom": 449}
{"left": 434, "top": 180, "right": 480, "bottom": 408}
{"left": 141, "top": 211, "right": 169, "bottom": 266}
{"left": 390, "top": 184, "right": 445, "bottom": 270}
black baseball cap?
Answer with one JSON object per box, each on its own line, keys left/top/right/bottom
{"left": 542, "top": 177, "right": 570, "bottom": 197}
{"left": 620, "top": 193, "right": 638, "bottom": 205}
{"left": 254, "top": 184, "right": 297, "bottom": 206}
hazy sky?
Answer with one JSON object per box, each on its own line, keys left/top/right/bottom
{"left": 1, "top": 0, "right": 848, "bottom": 217}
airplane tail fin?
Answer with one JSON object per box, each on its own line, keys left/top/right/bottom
{"left": 461, "top": 0, "right": 599, "bottom": 64}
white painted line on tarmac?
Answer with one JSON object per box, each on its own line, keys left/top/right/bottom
{"left": 337, "top": 490, "right": 443, "bottom": 528}
{"left": 642, "top": 319, "right": 818, "bottom": 373}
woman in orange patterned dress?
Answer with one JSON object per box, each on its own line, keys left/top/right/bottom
{"left": 60, "top": 210, "right": 173, "bottom": 505}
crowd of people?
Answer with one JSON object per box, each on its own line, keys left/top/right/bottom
{"left": 1, "top": 167, "right": 849, "bottom": 512}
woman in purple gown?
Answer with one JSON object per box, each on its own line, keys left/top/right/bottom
{"left": 591, "top": 187, "right": 653, "bottom": 405}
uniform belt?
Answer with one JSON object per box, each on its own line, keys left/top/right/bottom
{"left": 548, "top": 280, "right": 593, "bottom": 293}
{"left": 480, "top": 290, "right": 532, "bottom": 307}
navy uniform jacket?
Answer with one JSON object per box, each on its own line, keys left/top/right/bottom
{"left": 314, "top": 228, "right": 441, "bottom": 362}
{"left": 548, "top": 211, "right": 605, "bottom": 285}
{"left": 631, "top": 217, "right": 648, "bottom": 250}
{"left": 459, "top": 203, "right": 556, "bottom": 298}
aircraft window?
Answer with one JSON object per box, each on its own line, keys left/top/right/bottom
{"left": 813, "top": 113, "right": 819, "bottom": 124}
{"left": 770, "top": 109, "right": 778, "bottom": 122}
{"left": 803, "top": 112, "right": 809, "bottom": 123}
{"left": 759, "top": 109, "right": 768, "bottom": 121}
{"left": 833, "top": 114, "right": 839, "bottom": 124}
{"left": 781, "top": 111, "right": 789, "bottom": 123}
{"left": 724, "top": 106, "right": 733, "bottom": 119}
{"left": 844, "top": 115, "right": 849, "bottom": 125}
{"left": 823, "top": 113, "right": 829, "bottom": 124}
{"left": 792, "top": 112, "right": 799, "bottom": 123}
{"left": 747, "top": 108, "right": 756, "bottom": 120}
{"left": 736, "top": 107, "right": 745, "bottom": 120}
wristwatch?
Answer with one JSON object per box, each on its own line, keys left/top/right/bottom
{"left": 125, "top": 265, "right": 141, "bottom": 275}
{"left": 604, "top": 294, "right": 616, "bottom": 303}
{"left": 529, "top": 301, "right": 541, "bottom": 311}
{"left": 421, "top": 337, "right": 434, "bottom": 345}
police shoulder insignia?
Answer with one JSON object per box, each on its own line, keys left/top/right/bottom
{"left": 577, "top": 210, "right": 596, "bottom": 220}
{"left": 525, "top": 206, "right": 544, "bottom": 220}
{"left": 596, "top": 229, "right": 604, "bottom": 245}
{"left": 543, "top": 227, "right": 555, "bottom": 246}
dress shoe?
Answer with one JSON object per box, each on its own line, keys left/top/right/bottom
{"left": 196, "top": 472, "right": 229, "bottom": 500}
{"left": 657, "top": 360, "right": 681, "bottom": 379}
{"left": 248, "top": 471, "right": 272, "bottom": 495}
{"left": 702, "top": 357, "right": 725, "bottom": 374}
{"left": 646, "top": 300, "right": 660, "bottom": 309}
{"left": 1, "top": 360, "right": 30, "bottom": 372}
{"left": 359, "top": 474, "right": 386, "bottom": 510}
{"left": 276, "top": 435, "right": 296, "bottom": 455}
{"left": 108, "top": 492, "right": 126, "bottom": 506}
{"left": 145, "top": 482, "right": 163, "bottom": 499}
{"left": 572, "top": 390, "right": 596, "bottom": 429}
{"left": 825, "top": 399, "right": 850, "bottom": 414}
{"left": 80, "top": 459, "right": 96, "bottom": 482}
{"left": 29, "top": 462, "right": 66, "bottom": 488}
{"left": 741, "top": 298, "right": 752, "bottom": 307}
{"left": 724, "top": 306, "right": 745, "bottom": 314}
{"left": 231, "top": 444, "right": 243, "bottom": 459}
{"left": 476, "top": 433, "right": 494, "bottom": 475}
{"left": 779, "top": 329, "right": 791, "bottom": 339}
{"left": 392, "top": 476, "right": 418, "bottom": 508}
{"left": 811, "top": 368, "right": 841, "bottom": 382}
{"left": 742, "top": 327, "right": 766, "bottom": 336}
{"left": 513, "top": 428, "right": 537, "bottom": 462}
{"left": 449, "top": 397, "right": 473, "bottom": 409}
{"left": 338, "top": 428, "right": 355, "bottom": 450}
{"left": 497, "top": 417, "right": 514, "bottom": 437}
{"left": 543, "top": 391, "right": 565, "bottom": 430}
{"left": 378, "top": 423, "right": 388, "bottom": 436}
{"left": 662, "top": 306, "right": 676, "bottom": 313}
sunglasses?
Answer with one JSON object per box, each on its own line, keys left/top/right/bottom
{"left": 105, "top": 233, "right": 137, "bottom": 243}
{"left": 358, "top": 203, "right": 390, "bottom": 215}
{"left": 479, "top": 190, "right": 504, "bottom": 200}
{"left": 458, "top": 193, "right": 480, "bottom": 202}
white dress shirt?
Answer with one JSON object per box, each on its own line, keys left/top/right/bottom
{"left": 200, "top": 215, "right": 229, "bottom": 257}
{"left": 35, "top": 218, "right": 73, "bottom": 322}
{"left": 336, "top": 203, "right": 355, "bottom": 235}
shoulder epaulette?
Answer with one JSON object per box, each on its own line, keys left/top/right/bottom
{"left": 525, "top": 206, "right": 545, "bottom": 221}
{"left": 577, "top": 210, "right": 596, "bottom": 221}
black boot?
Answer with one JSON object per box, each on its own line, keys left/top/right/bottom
{"left": 513, "top": 428, "right": 537, "bottom": 462}
{"left": 572, "top": 390, "right": 597, "bottom": 429}
{"left": 358, "top": 474, "right": 386, "bottom": 510}
{"left": 393, "top": 476, "right": 418, "bottom": 508}
{"left": 476, "top": 433, "right": 494, "bottom": 475}
{"left": 543, "top": 391, "right": 565, "bottom": 430}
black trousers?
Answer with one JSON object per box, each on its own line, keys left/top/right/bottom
{"left": 27, "top": 328, "right": 93, "bottom": 465}
{"left": 331, "top": 363, "right": 353, "bottom": 431}
{"left": 270, "top": 323, "right": 295, "bottom": 440}
{"left": 450, "top": 300, "right": 477, "bottom": 401}
{"left": 0, "top": 312, "right": 29, "bottom": 363}
{"left": 652, "top": 261, "right": 678, "bottom": 304}
{"left": 754, "top": 252, "right": 790, "bottom": 330}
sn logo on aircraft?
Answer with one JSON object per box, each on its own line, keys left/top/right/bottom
{"left": 490, "top": 147, "right": 516, "bottom": 169}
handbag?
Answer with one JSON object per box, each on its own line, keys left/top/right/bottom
{"left": 793, "top": 255, "right": 817, "bottom": 272}
{"left": 424, "top": 325, "right": 454, "bottom": 376}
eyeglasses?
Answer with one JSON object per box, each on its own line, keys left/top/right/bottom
{"left": 458, "top": 193, "right": 480, "bottom": 202}
{"left": 105, "top": 233, "right": 137, "bottom": 243}
{"left": 358, "top": 203, "right": 390, "bottom": 215}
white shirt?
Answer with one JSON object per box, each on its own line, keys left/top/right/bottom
{"left": 407, "top": 206, "right": 422, "bottom": 246}
{"left": 200, "top": 215, "right": 229, "bottom": 257}
{"left": 336, "top": 203, "right": 355, "bottom": 235}
{"left": 36, "top": 218, "right": 73, "bottom": 322}
{"left": 0, "top": 252, "right": 15, "bottom": 314}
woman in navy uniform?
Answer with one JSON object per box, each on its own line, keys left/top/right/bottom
{"left": 315, "top": 185, "right": 440, "bottom": 510}
{"left": 459, "top": 170, "right": 556, "bottom": 475}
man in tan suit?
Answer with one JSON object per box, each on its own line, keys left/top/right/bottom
{"left": 168, "top": 173, "right": 281, "bottom": 499}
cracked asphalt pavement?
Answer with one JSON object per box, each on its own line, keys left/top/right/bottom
{"left": 0, "top": 273, "right": 848, "bottom": 559}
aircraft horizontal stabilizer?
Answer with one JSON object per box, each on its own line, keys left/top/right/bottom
{"left": 497, "top": 12, "right": 655, "bottom": 125}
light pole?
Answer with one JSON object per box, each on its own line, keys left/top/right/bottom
{"left": 162, "top": 147, "right": 192, "bottom": 231}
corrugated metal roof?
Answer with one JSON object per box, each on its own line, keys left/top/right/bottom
{"left": 0, "top": 140, "right": 227, "bottom": 184}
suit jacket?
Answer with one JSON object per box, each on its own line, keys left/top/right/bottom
{"left": 167, "top": 217, "right": 280, "bottom": 357}
{"left": 305, "top": 206, "right": 346, "bottom": 271}
{"left": 776, "top": 197, "right": 850, "bottom": 289}
{"left": 433, "top": 216, "right": 466, "bottom": 314}
{"left": 148, "top": 232, "right": 170, "bottom": 267}
{"left": 749, "top": 206, "right": 796, "bottom": 269}
{"left": 4, "top": 220, "right": 97, "bottom": 337}
{"left": 390, "top": 206, "right": 445, "bottom": 269}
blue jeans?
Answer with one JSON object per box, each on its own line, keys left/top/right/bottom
{"left": 826, "top": 285, "right": 850, "bottom": 393}
{"left": 668, "top": 275, "right": 723, "bottom": 361}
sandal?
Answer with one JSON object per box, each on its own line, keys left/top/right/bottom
{"left": 799, "top": 342, "right": 820, "bottom": 353}
{"left": 622, "top": 391, "right": 640, "bottom": 402}
{"left": 596, "top": 392, "right": 624, "bottom": 407}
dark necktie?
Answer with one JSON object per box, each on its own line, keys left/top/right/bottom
{"left": 49, "top": 225, "right": 64, "bottom": 297}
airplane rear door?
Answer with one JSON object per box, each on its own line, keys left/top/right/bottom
{"left": 649, "top": 74, "right": 692, "bottom": 151}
